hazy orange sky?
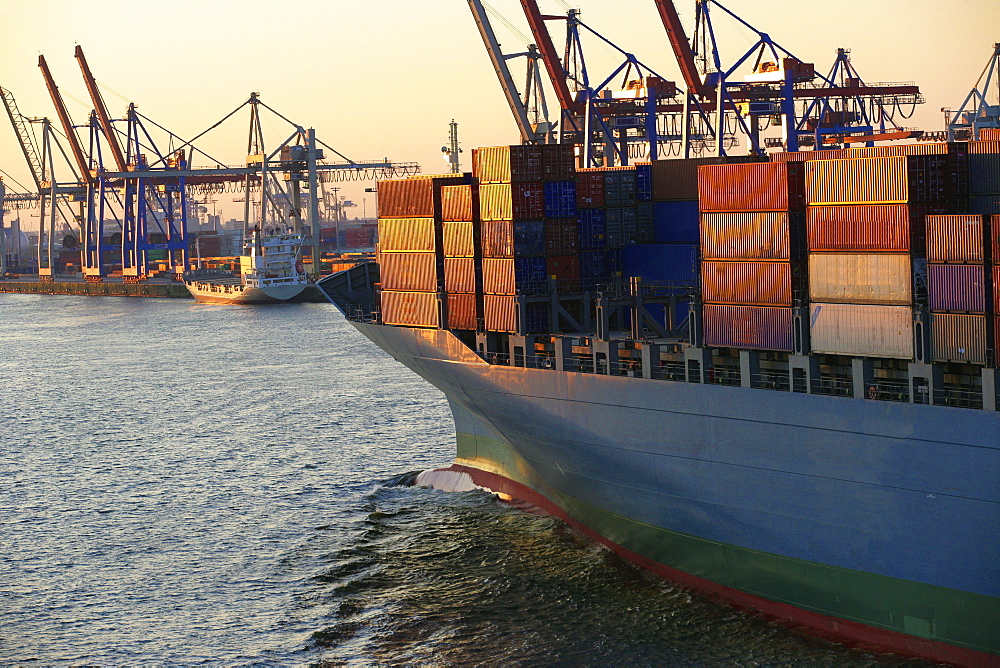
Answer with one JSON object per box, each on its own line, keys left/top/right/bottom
{"left": 2, "top": 0, "right": 998, "bottom": 224}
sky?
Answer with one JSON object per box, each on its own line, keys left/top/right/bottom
{"left": 2, "top": 0, "right": 998, "bottom": 226}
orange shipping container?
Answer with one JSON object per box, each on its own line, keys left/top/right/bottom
{"left": 473, "top": 145, "right": 543, "bottom": 183}
{"left": 442, "top": 222, "right": 475, "bottom": 257}
{"left": 930, "top": 313, "right": 987, "bottom": 364}
{"left": 805, "top": 155, "right": 949, "bottom": 205}
{"left": 699, "top": 212, "right": 792, "bottom": 260}
{"left": 378, "top": 218, "right": 436, "bottom": 252}
{"left": 925, "top": 215, "right": 984, "bottom": 263}
{"left": 446, "top": 293, "right": 478, "bottom": 330}
{"left": 444, "top": 257, "right": 476, "bottom": 293}
{"left": 701, "top": 260, "right": 792, "bottom": 306}
{"left": 698, "top": 162, "right": 805, "bottom": 212}
{"left": 484, "top": 294, "right": 517, "bottom": 332}
{"left": 479, "top": 183, "right": 545, "bottom": 221}
{"left": 377, "top": 251, "right": 438, "bottom": 292}
{"left": 441, "top": 185, "right": 474, "bottom": 221}
{"left": 806, "top": 203, "right": 947, "bottom": 252}
{"left": 380, "top": 290, "right": 439, "bottom": 328}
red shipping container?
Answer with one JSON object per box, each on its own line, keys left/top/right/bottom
{"left": 540, "top": 143, "right": 576, "bottom": 181}
{"left": 473, "top": 145, "right": 543, "bottom": 183}
{"left": 483, "top": 258, "right": 516, "bottom": 295}
{"left": 703, "top": 304, "right": 793, "bottom": 351}
{"left": 547, "top": 255, "right": 579, "bottom": 282}
{"left": 479, "top": 183, "right": 544, "bottom": 221}
{"left": 378, "top": 218, "right": 436, "bottom": 252}
{"left": 701, "top": 260, "right": 792, "bottom": 306}
{"left": 576, "top": 169, "right": 605, "bottom": 208}
{"left": 446, "top": 293, "right": 478, "bottom": 330}
{"left": 441, "top": 185, "right": 474, "bottom": 221}
{"left": 480, "top": 221, "right": 514, "bottom": 258}
{"left": 442, "top": 222, "right": 475, "bottom": 257}
{"left": 380, "top": 290, "right": 439, "bottom": 328}
{"left": 698, "top": 162, "right": 805, "bottom": 212}
{"left": 806, "top": 203, "right": 947, "bottom": 252}
{"left": 928, "top": 264, "right": 986, "bottom": 313}
{"left": 925, "top": 215, "right": 984, "bottom": 263}
{"left": 444, "top": 257, "right": 476, "bottom": 293}
{"left": 544, "top": 218, "right": 578, "bottom": 256}
{"left": 377, "top": 251, "right": 438, "bottom": 292}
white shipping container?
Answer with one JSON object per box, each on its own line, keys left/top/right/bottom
{"left": 808, "top": 253, "right": 912, "bottom": 305}
{"left": 809, "top": 303, "right": 914, "bottom": 358}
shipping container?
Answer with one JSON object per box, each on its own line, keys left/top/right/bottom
{"left": 804, "top": 155, "right": 949, "bottom": 205}
{"left": 482, "top": 256, "right": 547, "bottom": 294}
{"left": 930, "top": 313, "right": 987, "bottom": 364}
{"left": 605, "top": 168, "right": 638, "bottom": 208}
{"left": 377, "top": 174, "right": 467, "bottom": 217}
{"left": 653, "top": 200, "right": 700, "bottom": 244}
{"left": 480, "top": 219, "right": 546, "bottom": 258}
{"left": 444, "top": 257, "right": 476, "bottom": 293}
{"left": 621, "top": 243, "right": 698, "bottom": 283}
{"left": 700, "top": 211, "right": 792, "bottom": 260}
{"left": 547, "top": 254, "right": 580, "bottom": 282}
{"left": 806, "top": 203, "right": 947, "bottom": 252}
{"left": 576, "top": 169, "right": 605, "bottom": 208}
{"left": 378, "top": 217, "right": 436, "bottom": 252}
{"left": 377, "top": 251, "right": 438, "bottom": 292}
{"left": 540, "top": 143, "right": 576, "bottom": 181}
{"left": 484, "top": 294, "right": 517, "bottom": 332}
{"left": 544, "top": 218, "right": 578, "bottom": 255}
{"left": 579, "top": 250, "right": 612, "bottom": 282}
{"left": 523, "top": 301, "right": 550, "bottom": 334}
{"left": 479, "top": 182, "right": 545, "bottom": 221}
{"left": 969, "top": 153, "right": 1000, "bottom": 195}
{"left": 441, "top": 185, "right": 474, "bottom": 221}
{"left": 808, "top": 303, "right": 914, "bottom": 358}
{"left": 650, "top": 155, "right": 760, "bottom": 200}
{"left": 972, "top": 195, "right": 1000, "bottom": 215}
{"left": 925, "top": 214, "right": 985, "bottom": 263}
{"left": 774, "top": 143, "right": 962, "bottom": 162}
{"left": 771, "top": 148, "right": 849, "bottom": 162}
{"left": 698, "top": 162, "right": 806, "bottom": 212}
{"left": 928, "top": 263, "right": 987, "bottom": 313}
{"left": 578, "top": 208, "right": 606, "bottom": 250}
{"left": 980, "top": 128, "right": 1000, "bottom": 141}
{"left": 473, "top": 145, "right": 543, "bottom": 183}
{"left": 808, "top": 253, "right": 912, "bottom": 305}
{"left": 701, "top": 260, "right": 792, "bottom": 306}
{"left": 703, "top": 304, "right": 793, "bottom": 351}
{"left": 380, "top": 290, "right": 439, "bottom": 328}
{"left": 969, "top": 140, "right": 1000, "bottom": 155}
{"left": 543, "top": 180, "right": 577, "bottom": 218}
{"left": 606, "top": 207, "right": 638, "bottom": 247}
{"left": 636, "top": 202, "right": 655, "bottom": 244}
{"left": 446, "top": 293, "right": 478, "bottom": 330}
{"left": 442, "top": 221, "right": 475, "bottom": 257}
{"left": 636, "top": 162, "right": 653, "bottom": 202}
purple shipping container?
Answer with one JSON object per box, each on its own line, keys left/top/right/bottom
{"left": 578, "top": 208, "right": 607, "bottom": 250}
{"left": 930, "top": 313, "right": 987, "bottom": 364}
{"left": 701, "top": 260, "right": 792, "bottom": 306}
{"left": 928, "top": 264, "right": 987, "bottom": 313}
{"left": 703, "top": 304, "right": 794, "bottom": 351}
{"left": 700, "top": 211, "right": 792, "bottom": 260}
{"left": 473, "top": 145, "right": 542, "bottom": 183}
{"left": 543, "top": 180, "right": 577, "bottom": 218}
{"left": 925, "top": 215, "right": 985, "bottom": 263}
{"left": 653, "top": 201, "right": 700, "bottom": 244}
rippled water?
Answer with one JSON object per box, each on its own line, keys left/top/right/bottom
{"left": 0, "top": 294, "right": 919, "bottom": 665}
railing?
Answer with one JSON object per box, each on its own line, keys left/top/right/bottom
{"left": 750, "top": 371, "right": 790, "bottom": 392}
{"left": 651, "top": 361, "right": 686, "bottom": 381}
{"left": 813, "top": 376, "right": 853, "bottom": 397}
{"left": 705, "top": 367, "right": 741, "bottom": 387}
{"left": 935, "top": 386, "right": 983, "bottom": 410}
{"left": 867, "top": 381, "right": 910, "bottom": 403}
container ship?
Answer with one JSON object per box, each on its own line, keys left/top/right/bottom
{"left": 317, "top": 139, "right": 1000, "bottom": 665}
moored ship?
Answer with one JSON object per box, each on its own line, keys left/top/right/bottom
{"left": 318, "top": 142, "right": 1000, "bottom": 665}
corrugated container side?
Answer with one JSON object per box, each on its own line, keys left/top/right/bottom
{"left": 540, "top": 143, "right": 576, "bottom": 181}
{"left": 543, "top": 180, "right": 577, "bottom": 218}
{"left": 808, "top": 253, "right": 913, "bottom": 305}
{"left": 996, "top": 264, "right": 1000, "bottom": 314}
{"left": 523, "top": 302, "right": 549, "bottom": 334}
{"left": 576, "top": 169, "right": 605, "bottom": 208}
{"left": 701, "top": 260, "right": 792, "bottom": 306}
{"left": 703, "top": 304, "right": 793, "bottom": 351}
{"left": 604, "top": 169, "right": 638, "bottom": 208}
{"left": 380, "top": 290, "right": 439, "bottom": 328}
{"left": 544, "top": 218, "right": 578, "bottom": 255}
{"left": 969, "top": 153, "right": 1000, "bottom": 195}
{"left": 484, "top": 294, "right": 517, "bottom": 332}
{"left": 473, "top": 145, "right": 543, "bottom": 183}
{"left": 442, "top": 222, "right": 475, "bottom": 257}
{"left": 482, "top": 257, "right": 547, "bottom": 294}
{"left": 808, "top": 303, "right": 914, "bottom": 358}
{"left": 930, "top": 313, "right": 987, "bottom": 364}
{"left": 444, "top": 257, "right": 476, "bottom": 293}
{"left": 377, "top": 179, "right": 434, "bottom": 218}
{"left": 698, "top": 162, "right": 805, "bottom": 212}
{"left": 578, "top": 208, "right": 607, "bottom": 250}
{"left": 969, "top": 140, "right": 1000, "bottom": 155}
{"left": 621, "top": 244, "right": 698, "bottom": 283}
{"left": 441, "top": 185, "right": 473, "bottom": 221}
{"left": 927, "top": 264, "right": 986, "bottom": 312}
{"left": 606, "top": 207, "right": 638, "bottom": 247}
{"left": 806, "top": 203, "right": 947, "bottom": 252}
{"left": 481, "top": 220, "right": 545, "bottom": 258}
{"left": 979, "top": 129, "right": 1000, "bottom": 141}
{"left": 805, "top": 155, "right": 948, "bottom": 205}
{"left": 653, "top": 200, "right": 700, "bottom": 244}
{"left": 479, "top": 183, "right": 545, "bottom": 221}
{"left": 547, "top": 254, "right": 580, "bottom": 282}
{"left": 377, "top": 218, "right": 436, "bottom": 252}
{"left": 770, "top": 148, "right": 848, "bottom": 162}
{"left": 700, "top": 212, "right": 790, "bottom": 260}
{"left": 446, "top": 293, "right": 477, "bottom": 330}
{"left": 651, "top": 155, "right": 760, "bottom": 200}
{"left": 925, "top": 214, "right": 984, "bottom": 262}
{"left": 377, "top": 251, "right": 438, "bottom": 292}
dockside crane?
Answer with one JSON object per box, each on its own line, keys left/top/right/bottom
{"left": 947, "top": 43, "right": 1000, "bottom": 141}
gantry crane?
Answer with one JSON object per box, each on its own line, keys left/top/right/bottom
{"left": 947, "top": 43, "right": 1000, "bottom": 141}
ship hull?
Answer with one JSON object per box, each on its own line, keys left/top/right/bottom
{"left": 184, "top": 280, "right": 306, "bottom": 304}
{"left": 348, "top": 320, "right": 1000, "bottom": 665}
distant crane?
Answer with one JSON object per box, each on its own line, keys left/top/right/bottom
{"left": 947, "top": 43, "right": 1000, "bottom": 141}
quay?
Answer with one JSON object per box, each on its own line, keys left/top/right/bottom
{"left": 0, "top": 275, "right": 327, "bottom": 301}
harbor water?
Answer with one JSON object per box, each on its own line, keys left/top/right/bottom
{"left": 0, "top": 295, "right": 923, "bottom": 665}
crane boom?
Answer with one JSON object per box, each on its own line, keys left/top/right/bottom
{"left": 38, "top": 55, "right": 92, "bottom": 185}
{"left": 652, "top": 0, "right": 710, "bottom": 98}
{"left": 0, "top": 87, "right": 45, "bottom": 190}
{"left": 519, "top": 0, "right": 579, "bottom": 113}
{"left": 74, "top": 46, "right": 127, "bottom": 171}
{"left": 468, "top": 0, "right": 536, "bottom": 143}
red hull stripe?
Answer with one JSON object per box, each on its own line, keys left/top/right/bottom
{"left": 448, "top": 463, "right": 998, "bottom": 668}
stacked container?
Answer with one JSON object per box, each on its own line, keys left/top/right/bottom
{"left": 802, "top": 154, "right": 970, "bottom": 358}
{"left": 441, "top": 184, "right": 480, "bottom": 330}
{"left": 970, "top": 140, "right": 1000, "bottom": 216}
{"left": 697, "top": 162, "right": 806, "bottom": 351}
{"left": 925, "top": 214, "right": 991, "bottom": 363}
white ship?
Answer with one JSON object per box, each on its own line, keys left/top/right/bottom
{"left": 183, "top": 227, "right": 308, "bottom": 304}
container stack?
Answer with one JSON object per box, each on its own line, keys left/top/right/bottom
{"left": 970, "top": 140, "right": 1000, "bottom": 216}
{"left": 696, "top": 162, "right": 806, "bottom": 351}
{"left": 803, "top": 154, "right": 964, "bottom": 359}
{"left": 925, "top": 214, "right": 991, "bottom": 363}
{"left": 441, "top": 183, "right": 480, "bottom": 330}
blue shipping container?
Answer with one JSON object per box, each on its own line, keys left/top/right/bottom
{"left": 578, "top": 209, "right": 607, "bottom": 250}
{"left": 544, "top": 180, "right": 577, "bottom": 218}
{"left": 621, "top": 243, "right": 698, "bottom": 284}
{"left": 524, "top": 302, "right": 549, "bottom": 333}
{"left": 653, "top": 200, "right": 700, "bottom": 244}
{"left": 513, "top": 220, "right": 546, "bottom": 257}
{"left": 636, "top": 163, "right": 653, "bottom": 202}
{"left": 515, "top": 256, "right": 548, "bottom": 286}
